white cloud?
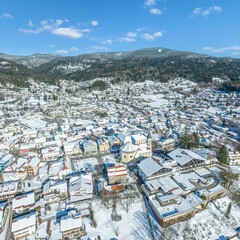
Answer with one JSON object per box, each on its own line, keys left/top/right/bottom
{"left": 153, "top": 31, "right": 163, "bottom": 37}
{"left": 52, "top": 27, "right": 83, "bottom": 39}
{"left": 1, "top": 13, "right": 13, "bottom": 19}
{"left": 28, "top": 20, "right": 34, "bottom": 27}
{"left": 136, "top": 27, "right": 148, "bottom": 32}
{"left": 213, "top": 6, "right": 222, "bottom": 12}
{"left": 203, "top": 46, "right": 240, "bottom": 53}
{"left": 55, "top": 50, "right": 69, "bottom": 54}
{"left": 50, "top": 44, "right": 55, "bottom": 48}
{"left": 116, "top": 37, "right": 136, "bottom": 42}
{"left": 144, "top": 0, "right": 157, "bottom": 7}
{"left": 102, "top": 39, "right": 112, "bottom": 44}
{"left": 20, "top": 19, "right": 85, "bottom": 39}
{"left": 81, "top": 28, "right": 91, "bottom": 32}
{"left": 90, "top": 46, "right": 108, "bottom": 51}
{"left": 142, "top": 33, "right": 154, "bottom": 41}
{"left": 141, "top": 31, "right": 163, "bottom": 41}
{"left": 19, "top": 28, "right": 43, "bottom": 34}
{"left": 70, "top": 46, "right": 80, "bottom": 52}
{"left": 191, "top": 6, "right": 222, "bottom": 17}
{"left": 126, "top": 32, "right": 137, "bottom": 37}
{"left": 91, "top": 20, "right": 98, "bottom": 26}
{"left": 150, "top": 8, "right": 162, "bottom": 15}
{"left": 40, "top": 20, "right": 48, "bottom": 26}
{"left": 193, "top": 7, "right": 202, "bottom": 16}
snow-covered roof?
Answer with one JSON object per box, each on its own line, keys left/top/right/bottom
{"left": 60, "top": 213, "right": 82, "bottom": 232}
{"left": 168, "top": 149, "right": 205, "bottom": 166}
{"left": 194, "top": 168, "right": 212, "bottom": 177}
{"left": 12, "top": 191, "right": 35, "bottom": 210}
{"left": 138, "top": 157, "right": 162, "bottom": 177}
{"left": 120, "top": 142, "right": 136, "bottom": 153}
{"left": 12, "top": 212, "right": 36, "bottom": 232}
{"left": 107, "top": 165, "right": 127, "bottom": 177}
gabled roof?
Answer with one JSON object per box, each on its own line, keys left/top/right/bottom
{"left": 60, "top": 213, "right": 82, "bottom": 232}
{"left": 168, "top": 149, "right": 205, "bottom": 166}
{"left": 12, "top": 212, "right": 36, "bottom": 232}
{"left": 12, "top": 191, "right": 35, "bottom": 209}
{"left": 138, "top": 157, "right": 163, "bottom": 178}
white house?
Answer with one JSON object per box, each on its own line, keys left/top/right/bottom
{"left": 12, "top": 212, "right": 36, "bottom": 240}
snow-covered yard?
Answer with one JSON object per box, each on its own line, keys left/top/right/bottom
{"left": 83, "top": 198, "right": 152, "bottom": 240}
{"left": 73, "top": 157, "right": 99, "bottom": 172}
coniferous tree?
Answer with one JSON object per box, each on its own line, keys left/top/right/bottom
{"left": 217, "top": 145, "right": 228, "bottom": 164}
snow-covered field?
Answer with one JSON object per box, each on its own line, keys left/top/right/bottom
{"left": 73, "top": 157, "right": 99, "bottom": 172}
{"left": 83, "top": 198, "right": 152, "bottom": 240}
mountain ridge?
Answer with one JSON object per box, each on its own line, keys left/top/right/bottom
{"left": 0, "top": 47, "right": 240, "bottom": 89}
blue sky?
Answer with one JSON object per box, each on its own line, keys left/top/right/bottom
{"left": 0, "top": 0, "right": 239, "bottom": 57}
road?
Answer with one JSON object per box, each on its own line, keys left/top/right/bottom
{"left": 4, "top": 206, "right": 12, "bottom": 240}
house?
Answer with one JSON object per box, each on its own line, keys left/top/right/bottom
{"left": 227, "top": 150, "right": 240, "bottom": 165}
{"left": 108, "top": 135, "right": 122, "bottom": 151}
{"left": 0, "top": 153, "right": 14, "bottom": 174}
{"left": 157, "top": 138, "right": 176, "bottom": 151}
{"left": 82, "top": 140, "right": 98, "bottom": 154}
{"left": 68, "top": 173, "right": 93, "bottom": 203}
{"left": 131, "top": 134, "right": 147, "bottom": 145}
{"left": 18, "top": 157, "right": 41, "bottom": 179}
{"left": 20, "top": 143, "right": 35, "bottom": 154}
{"left": 194, "top": 149, "right": 218, "bottom": 167}
{"left": 0, "top": 181, "right": 21, "bottom": 200}
{"left": 138, "top": 157, "right": 173, "bottom": 182}
{"left": 60, "top": 211, "right": 86, "bottom": 239}
{"left": 97, "top": 138, "right": 109, "bottom": 152}
{"left": 167, "top": 149, "right": 205, "bottom": 172}
{"left": 2, "top": 157, "right": 28, "bottom": 181}
{"left": 107, "top": 165, "right": 128, "bottom": 184}
{"left": 41, "top": 145, "right": 60, "bottom": 161}
{"left": 48, "top": 158, "right": 72, "bottom": 180}
{"left": 135, "top": 144, "right": 152, "bottom": 160}
{"left": 12, "top": 191, "right": 35, "bottom": 214}
{"left": 12, "top": 212, "right": 36, "bottom": 240}
{"left": 63, "top": 141, "right": 82, "bottom": 156}
{"left": 43, "top": 180, "right": 68, "bottom": 204}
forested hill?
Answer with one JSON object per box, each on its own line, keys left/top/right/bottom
{"left": 1, "top": 47, "right": 240, "bottom": 89}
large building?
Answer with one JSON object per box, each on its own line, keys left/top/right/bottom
{"left": 107, "top": 165, "right": 128, "bottom": 184}
{"left": 12, "top": 212, "right": 36, "bottom": 240}
{"left": 227, "top": 150, "right": 240, "bottom": 165}
{"left": 167, "top": 149, "right": 205, "bottom": 172}
{"left": 138, "top": 157, "right": 173, "bottom": 182}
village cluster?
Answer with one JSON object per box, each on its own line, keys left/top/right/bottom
{"left": 0, "top": 78, "right": 240, "bottom": 240}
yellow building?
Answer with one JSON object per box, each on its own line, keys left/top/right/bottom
{"left": 97, "top": 138, "right": 110, "bottom": 152}
{"left": 120, "top": 143, "right": 136, "bottom": 163}
{"left": 120, "top": 142, "right": 152, "bottom": 163}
